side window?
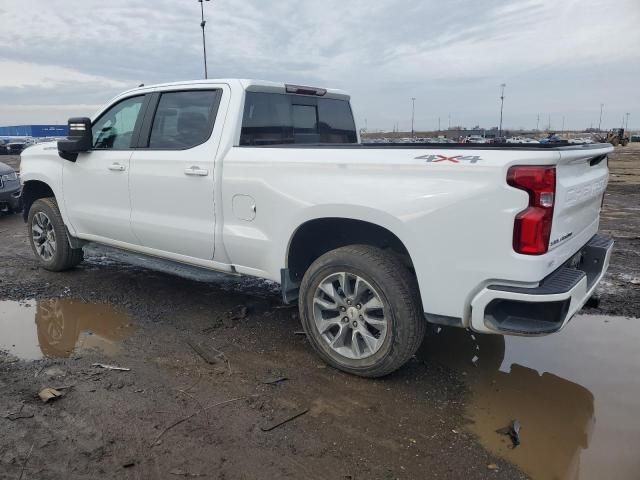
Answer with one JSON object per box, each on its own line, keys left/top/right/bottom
{"left": 317, "top": 98, "right": 358, "bottom": 143}
{"left": 148, "top": 90, "right": 219, "bottom": 149}
{"left": 240, "top": 92, "right": 357, "bottom": 146}
{"left": 92, "top": 96, "right": 144, "bottom": 150}
{"left": 240, "top": 92, "right": 293, "bottom": 146}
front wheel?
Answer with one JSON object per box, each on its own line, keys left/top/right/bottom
{"left": 299, "top": 245, "right": 426, "bottom": 377}
{"left": 27, "top": 198, "right": 84, "bottom": 271}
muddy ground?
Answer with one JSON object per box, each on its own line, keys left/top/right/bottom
{"left": 0, "top": 145, "right": 638, "bottom": 480}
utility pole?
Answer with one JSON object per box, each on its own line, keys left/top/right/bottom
{"left": 498, "top": 83, "right": 506, "bottom": 137}
{"left": 548, "top": 114, "right": 551, "bottom": 131}
{"left": 598, "top": 103, "right": 604, "bottom": 131}
{"left": 410, "top": 98, "right": 416, "bottom": 138}
{"left": 536, "top": 114, "right": 540, "bottom": 131}
{"left": 438, "top": 117, "right": 441, "bottom": 132}
{"left": 448, "top": 114, "right": 451, "bottom": 130}
{"left": 198, "top": 0, "right": 211, "bottom": 79}
{"left": 561, "top": 116, "right": 565, "bottom": 134}
{"left": 625, "top": 112, "right": 630, "bottom": 131}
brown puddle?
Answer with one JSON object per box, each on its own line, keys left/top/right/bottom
{"left": 420, "top": 314, "right": 640, "bottom": 480}
{"left": 0, "top": 298, "right": 134, "bottom": 360}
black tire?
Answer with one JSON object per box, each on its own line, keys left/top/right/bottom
{"left": 299, "top": 245, "right": 426, "bottom": 378}
{"left": 27, "top": 197, "right": 84, "bottom": 271}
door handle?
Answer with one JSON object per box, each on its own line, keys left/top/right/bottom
{"left": 184, "top": 166, "right": 209, "bottom": 176}
{"left": 108, "top": 163, "right": 126, "bottom": 172}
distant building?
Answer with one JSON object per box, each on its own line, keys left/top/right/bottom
{"left": 0, "top": 125, "right": 68, "bottom": 138}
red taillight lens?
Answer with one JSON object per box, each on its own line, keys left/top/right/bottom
{"left": 507, "top": 166, "right": 556, "bottom": 255}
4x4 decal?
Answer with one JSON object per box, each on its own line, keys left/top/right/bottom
{"left": 415, "top": 154, "right": 483, "bottom": 164}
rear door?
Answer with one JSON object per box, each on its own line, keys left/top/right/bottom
{"left": 63, "top": 94, "right": 147, "bottom": 243}
{"left": 129, "top": 88, "right": 223, "bottom": 259}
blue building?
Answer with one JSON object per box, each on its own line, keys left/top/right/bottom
{"left": 0, "top": 125, "right": 69, "bottom": 137}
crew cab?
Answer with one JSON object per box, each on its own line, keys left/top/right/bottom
{"left": 19, "top": 79, "right": 614, "bottom": 377}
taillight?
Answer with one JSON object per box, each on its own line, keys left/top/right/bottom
{"left": 507, "top": 166, "right": 556, "bottom": 255}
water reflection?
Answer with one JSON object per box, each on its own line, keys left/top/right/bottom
{"left": 0, "top": 298, "right": 133, "bottom": 360}
{"left": 420, "top": 326, "right": 595, "bottom": 480}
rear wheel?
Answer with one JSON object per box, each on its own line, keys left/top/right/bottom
{"left": 27, "top": 198, "right": 83, "bottom": 271}
{"left": 299, "top": 245, "right": 426, "bottom": 377}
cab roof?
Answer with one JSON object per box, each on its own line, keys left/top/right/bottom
{"left": 119, "top": 79, "right": 351, "bottom": 101}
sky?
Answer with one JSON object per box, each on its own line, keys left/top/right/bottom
{"left": 0, "top": 0, "right": 639, "bottom": 131}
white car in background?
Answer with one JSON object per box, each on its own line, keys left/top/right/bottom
{"left": 569, "top": 137, "right": 595, "bottom": 144}
{"left": 464, "top": 135, "right": 487, "bottom": 143}
{"left": 508, "top": 136, "right": 540, "bottom": 144}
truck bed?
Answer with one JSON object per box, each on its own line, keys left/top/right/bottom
{"left": 246, "top": 142, "right": 611, "bottom": 150}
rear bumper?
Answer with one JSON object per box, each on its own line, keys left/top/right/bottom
{"left": 470, "top": 233, "right": 613, "bottom": 335}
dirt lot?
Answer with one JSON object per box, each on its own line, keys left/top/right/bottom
{"left": 1, "top": 145, "right": 639, "bottom": 480}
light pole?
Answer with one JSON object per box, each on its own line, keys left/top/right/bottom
{"left": 198, "top": 0, "right": 211, "bottom": 79}
{"left": 410, "top": 98, "right": 416, "bottom": 138}
{"left": 625, "top": 113, "right": 630, "bottom": 131}
{"left": 598, "top": 103, "right": 604, "bottom": 131}
{"left": 498, "top": 83, "right": 506, "bottom": 137}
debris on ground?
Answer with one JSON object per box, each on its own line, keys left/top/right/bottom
{"left": 496, "top": 419, "right": 521, "bottom": 448}
{"left": 187, "top": 340, "right": 225, "bottom": 365}
{"left": 151, "top": 396, "right": 248, "bottom": 447}
{"left": 187, "top": 340, "right": 231, "bottom": 374}
{"left": 92, "top": 363, "right": 131, "bottom": 371}
{"left": 18, "top": 443, "right": 34, "bottom": 480}
{"left": 261, "top": 376, "right": 288, "bottom": 385}
{"left": 225, "top": 305, "right": 249, "bottom": 326}
{"left": 38, "top": 387, "right": 63, "bottom": 403}
{"left": 3, "top": 403, "right": 34, "bottom": 421}
{"left": 122, "top": 460, "right": 136, "bottom": 468}
{"left": 169, "top": 468, "right": 206, "bottom": 477}
{"left": 43, "top": 366, "right": 66, "bottom": 378}
{"left": 260, "top": 408, "right": 309, "bottom": 432}
{"left": 487, "top": 464, "right": 499, "bottom": 470}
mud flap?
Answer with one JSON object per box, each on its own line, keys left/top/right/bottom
{"left": 280, "top": 268, "right": 300, "bottom": 304}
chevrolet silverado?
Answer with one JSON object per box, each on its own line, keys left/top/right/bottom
{"left": 19, "top": 79, "right": 614, "bottom": 377}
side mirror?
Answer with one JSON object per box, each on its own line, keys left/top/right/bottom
{"left": 57, "top": 117, "right": 92, "bottom": 162}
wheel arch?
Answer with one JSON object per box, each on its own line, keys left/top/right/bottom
{"left": 285, "top": 216, "right": 416, "bottom": 288}
{"left": 21, "top": 180, "right": 57, "bottom": 222}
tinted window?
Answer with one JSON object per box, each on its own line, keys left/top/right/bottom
{"left": 92, "top": 96, "right": 144, "bottom": 149}
{"left": 148, "top": 90, "right": 219, "bottom": 149}
{"left": 240, "top": 92, "right": 357, "bottom": 146}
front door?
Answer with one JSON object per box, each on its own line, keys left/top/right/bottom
{"left": 129, "top": 89, "right": 222, "bottom": 260}
{"left": 63, "top": 95, "right": 146, "bottom": 244}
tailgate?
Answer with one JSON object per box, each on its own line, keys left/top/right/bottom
{"left": 549, "top": 144, "right": 613, "bottom": 255}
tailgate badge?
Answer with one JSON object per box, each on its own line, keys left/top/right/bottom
{"left": 416, "top": 154, "right": 482, "bottom": 164}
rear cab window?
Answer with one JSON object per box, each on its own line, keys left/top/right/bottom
{"left": 140, "top": 89, "right": 222, "bottom": 150}
{"left": 240, "top": 92, "right": 357, "bottom": 146}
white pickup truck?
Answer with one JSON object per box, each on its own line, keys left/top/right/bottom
{"left": 20, "top": 79, "right": 613, "bottom": 377}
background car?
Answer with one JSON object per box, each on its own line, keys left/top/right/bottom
{"left": 0, "top": 161, "right": 22, "bottom": 214}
